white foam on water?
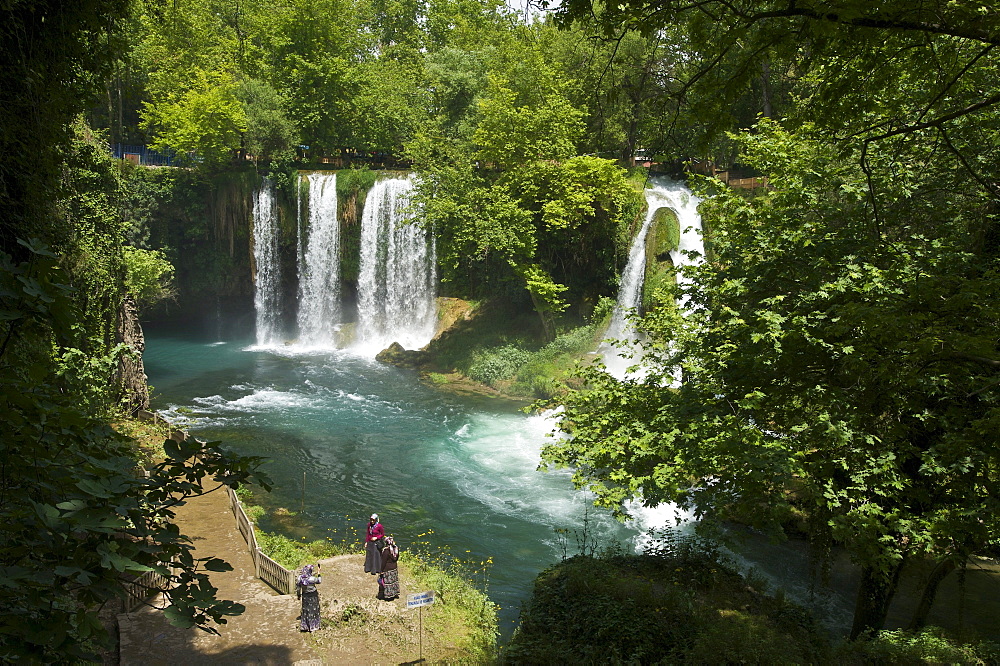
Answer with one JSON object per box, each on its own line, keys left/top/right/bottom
{"left": 186, "top": 388, "right": 322, "bottom": 414}
{"left": 434, "top": 410, "right": 627, "bottom": 546}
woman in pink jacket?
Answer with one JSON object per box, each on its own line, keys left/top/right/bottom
{"left": 364, "top": 513, "right": 384, "bottom": 575}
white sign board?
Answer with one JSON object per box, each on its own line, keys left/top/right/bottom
{"left": 406, "top": 591, "right": 435, "bottom": 609}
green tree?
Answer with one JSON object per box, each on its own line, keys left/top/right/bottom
{"left": 411, "top": 64, "right": 639, "bottom": 339}
{"left": 0, "top": 0, "right": 272, "bottom": 659}
{"left": 234, "top": 78, "right": 298, "bottom": 162}
{"left": 544, "top": 123, "right": 1000, "bottom": 639}
{"left": 142, "top": 68, "right": 248, "bottom": 164}
{"left": 123, "top": 246, "right": 176, "bottom": 307}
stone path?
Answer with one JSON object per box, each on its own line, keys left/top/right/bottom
{"left": 117, "top": 486, "right": 425, "bottom": 665}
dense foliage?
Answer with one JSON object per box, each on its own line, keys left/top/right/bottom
{"left": 0, "top": 0, "right": 270, "bottom": 660}
{"left": 506, "top": 534, "right": 829, "bottom": 663}
{"left": 543, "top": 0, "right": 1000, "bottom": 639}
{"left": 7, "top": 0, "right": 1000, "bottom": 655}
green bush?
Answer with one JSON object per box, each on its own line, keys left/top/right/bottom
{"left": 505, "top": 534, "right": 829, "bottom": 664}
{"left": 427, "top": 372, "right": 449, "bottom": 384}
{"left": 835, "top": 627, "right": 1000, "bottom": 665}
{"left": 122, "top": 246, "right": 175, "bottom": 307}
{"left": 589, "top": 295, "right": 616, "bottom": 326}
{"left": 335, "top": 165, "right": 379, "bottom": 200}
{"left": 468, "top": 345, "right": 533, "bottom": 386}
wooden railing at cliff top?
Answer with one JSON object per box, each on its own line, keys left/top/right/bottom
{"left": 685, "top": 159, "right": 769, "bottom": 189}
{"left": 226, "top": 485, "right": 297, "bottom": 595}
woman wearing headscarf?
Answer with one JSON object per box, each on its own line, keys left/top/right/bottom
{"left": 364, "top": 513, "right": 384, "bottom": 575}
{"left": 296, "top": 562, "right": 322, "bottom": 632}
{"left": 378, "top": 535, "right": 400, "bottom": 601}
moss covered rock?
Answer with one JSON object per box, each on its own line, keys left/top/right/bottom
{"left": 642, "top": 205, "right": 680, "bottom": 314}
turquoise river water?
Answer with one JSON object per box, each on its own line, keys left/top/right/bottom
{"left": 144, "top": 323, "right": 684, "bottom": 636}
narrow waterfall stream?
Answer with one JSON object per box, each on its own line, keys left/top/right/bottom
{"left": 297, "top": 173, "right": 342, "bottom": 348}
{"left": 251, "top": 179, "right": 282, "bottom": 347}
{"left": 353, "top": 175, "right": 437, "bottom": 355}
{"left": 600, "top": 179, "right": 704, "bottom": 378}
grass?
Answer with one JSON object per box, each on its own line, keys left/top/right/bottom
{"left": 234, "top": 488, "right": 359, "bottom": 568}
{"left": 240, "top": 491, "right": 499, "bottom": 661}
{"left": 400, "top": 549, "right": 498, "bottom": 661}
{"left": 111, "top": 412, "right": 175, "bottom": 467}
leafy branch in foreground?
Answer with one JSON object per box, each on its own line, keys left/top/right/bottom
{"left": 0, "top": 242, "right": 271, "bottom": 661}
{"left": 544, "top": 122, "right": 1000, "bottom": 639}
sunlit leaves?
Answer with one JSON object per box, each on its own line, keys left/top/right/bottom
{"left": 544, "top": 119, "right": 1000, "bottom": 634}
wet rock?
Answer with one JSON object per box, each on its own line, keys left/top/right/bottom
{"left": 375, "top": 342, "right": 428, "bottom": 368}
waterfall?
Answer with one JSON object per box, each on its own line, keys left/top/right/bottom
{"left": 601, "top": 179, "right": 703, "bottom": 378}
{"left": 252, "top": 178, "right": 282, "bottom": 347}
{"left": 353, "top": 175, "right": 437, "bottom": 355}
{"left": 297, "top": 173, "right": 342, "bottom": 348}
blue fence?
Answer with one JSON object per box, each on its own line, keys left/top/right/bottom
{"left": 109, "top": 143, "right": 177, "bottom": 167}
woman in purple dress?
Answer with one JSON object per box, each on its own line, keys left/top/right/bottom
{"left": 296, "top": 563, "right": 322, "bottom": 632}
{"left": 364, "top": 513, "right": 384, "bottom": 574}
{"left": 378, "top": 536, "right": 400, "bottom": 600}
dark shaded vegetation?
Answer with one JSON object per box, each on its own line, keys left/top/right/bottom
{"left": 506, "top": 534, "right": 1000, "bottom": 665}
{"left": 0, "top": 1, "right": 271, "bottom": 660}
{"left": 506, "top": 535, "right": 829, "bottom": 664}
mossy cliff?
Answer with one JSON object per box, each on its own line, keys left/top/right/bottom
{"left": 641, "top": 205, "right": 680, "bottom": 315}
{"left": 133, "top": 166, "right": 386, "bottom": 331}
{"left": 132, "top": 167, "right": 291, "bottom": 327}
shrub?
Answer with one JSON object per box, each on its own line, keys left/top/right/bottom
{"left": 505, "top": 533, "right": 830, "bottom": 664}
{"left": 468, "top": 345, "right": 532, "bottom": 386}
{"left": 835, "top": 627, "right": 1000, "bottom": 665}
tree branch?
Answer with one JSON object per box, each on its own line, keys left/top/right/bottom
{"left": 863, "top": 93, "right": 1000, "bottom": 143}
{"left": 937, "top": 127, "right": 1000, "bottom": 198}
{"left": 720, "top": 1, "right": 1000, "bottom": 46}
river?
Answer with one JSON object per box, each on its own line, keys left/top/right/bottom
{"left": 144, "top": 322, "right": 680, "bottom": 636}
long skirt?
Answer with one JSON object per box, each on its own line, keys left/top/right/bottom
{"left": 300, "top": 590, "right": 321, "bottom": 632}
{"left": 364, "top": 540, "right": 381, "bottom": 574}
{"left": 380, "top": 568, "right": 400, "bottom": 600}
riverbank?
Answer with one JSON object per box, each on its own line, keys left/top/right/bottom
{"left": 117, "top": 484, "right": 490, "bottom": 664}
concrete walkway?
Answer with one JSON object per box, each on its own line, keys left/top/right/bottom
{"left": 117, "top": 486, "right": 323, "bottom": 664}
{"left": 117, "top": 485, "right": 426, "bottom": 665}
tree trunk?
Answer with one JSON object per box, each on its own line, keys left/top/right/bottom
{"left": 115, "top": 293, "right": 150, "bottom": 415}
{"left": 621, "top": 115, "right": 638, "bottom": 168}
{"left": 527, "top": 289, "right": 556, "bottom": 342}
{"left": 907, "top": 558, "right": 957, "bottom": 631}
{"left": 760, "top": 58, "right": 773, "bottom": 119}
{"left": 850, "top": 560, "right": 904, "bottom": 640}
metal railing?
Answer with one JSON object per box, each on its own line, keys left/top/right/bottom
{"left": 109, "top": 143, "right": 177, "bottom": 167}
